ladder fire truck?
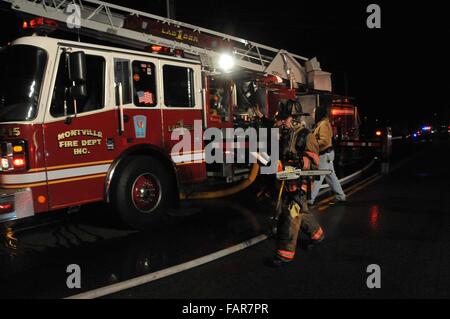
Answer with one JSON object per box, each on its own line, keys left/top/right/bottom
{"left": 0, "top": 0, "right": 333, "bottom": 228}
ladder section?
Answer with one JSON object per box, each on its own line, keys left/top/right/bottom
{"left": 2, "top": 0, "right": 332, "bottom": 90}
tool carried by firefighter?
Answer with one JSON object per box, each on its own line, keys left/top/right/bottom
{"left": 276, "top": 167, "right": 333, "bottom": 181}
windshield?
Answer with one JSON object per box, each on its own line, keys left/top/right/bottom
{"left": 0, "top": 45, "right": 47, "bottom": 122}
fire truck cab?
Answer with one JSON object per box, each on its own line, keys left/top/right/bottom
{"left": 0, "top": 36, "right": 209, "bottom": 226}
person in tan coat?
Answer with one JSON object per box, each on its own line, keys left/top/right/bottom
{"left": 309, "top": 105, "right": 346, "bottom": 205}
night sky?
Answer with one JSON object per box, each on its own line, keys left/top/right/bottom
{"left": 1, "top": 0, "right": 448, "bottom": 131}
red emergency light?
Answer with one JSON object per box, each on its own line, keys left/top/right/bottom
{"left": 261, "top": 75, "right": 284, "bottom": 85}
{"left": 22, "top": 17, "right": 58, "bottom": 30}
{"left": 150, "top": 45, "right": 168, "bottom": 53}
{"left": 13, "top": 157, "right": 26, "bottom": 169}
{"left": 0, "top": 202, "right": 14, "bottom": 215}
{"left": 331, "top": 108, "right": 354, "bottom": 116}
{"left": 148, "top": 45, "right": 184, "bottom": 57}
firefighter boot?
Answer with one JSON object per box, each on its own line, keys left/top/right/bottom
{"left": 307, "top": 227, "right": 325, "bottom": 250}
{"left": 266, "top": 248, "right": 296, "bottom": 268}
{"left": 265, "top": 255, "right": 293, "bottom": 268}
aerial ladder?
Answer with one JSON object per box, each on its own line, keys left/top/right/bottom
{"left": 0, "top": 0, "right": 332, "bottom": 92}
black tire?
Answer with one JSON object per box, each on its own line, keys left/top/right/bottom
{"left": 111, "top": 155, "right": 177, "bottom": 229}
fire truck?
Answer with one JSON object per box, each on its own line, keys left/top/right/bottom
{"left": 329, "top": 97, "right": 361, "bottom": 141}
{"left": 0, "top": 0, "right": 333, "bottom": 228}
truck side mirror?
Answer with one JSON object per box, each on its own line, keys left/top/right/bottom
{"left": 69, "top": 51, "right": 86, "bottom": 83}
{"left": 68, "top": 51, "right": 87, "bottom": 100}
{"left": 69, "top": 84, "right": 88, "bottom": 100}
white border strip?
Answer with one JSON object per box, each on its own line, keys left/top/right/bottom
{"left": 47, "top": 164, "right": 110, "bottom": 181}
{"left": 0, "top": 164, "right": 111, "bottom": 185}
{"left": 66, "top": 234, "right": 268, "bottom": 299}
{"left": 0, "top": 172, "right": 47, "bottom": 184}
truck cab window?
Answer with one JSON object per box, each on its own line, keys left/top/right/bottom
{"left": 0, "top": 45, "right": 47, "bottom": 122}
{"left": 209, "top": 77, "right": 230, "bottom": 122}
{"left": 51, "top": 53, "right": 105, "bottom": 117}
{"left": 132, "top": 61, "right": 157, "bottom": 107}
{"left": 163, "top": 65, "right": 195, "bottom": 108}
{"left": 114, "top": 59, "right": 132, "bottom": 105}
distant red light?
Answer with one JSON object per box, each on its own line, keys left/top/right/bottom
{"left": 375, "top": 131, "right": 382, "bottom": 137}
{"left": 331, "top": 108, "right": 354, "bottom": 116}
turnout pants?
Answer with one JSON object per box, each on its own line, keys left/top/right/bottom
{"left": 276, "top": 190, "right": 323, "bottom": 261}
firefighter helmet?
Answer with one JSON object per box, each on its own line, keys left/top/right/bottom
{"left": 276, "top": 100, "right": 309, "bottom": 120}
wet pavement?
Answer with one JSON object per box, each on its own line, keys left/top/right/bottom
{"left": 0, "top": 139, "right": 448, "bottom": 299}
{"left": 0, "top": 197, "right": 273, "bottom": 298}
{"left": 109, "top": 140, "right": 450, "bottom": 299}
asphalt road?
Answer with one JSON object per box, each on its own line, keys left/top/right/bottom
{"left": 0, "top": 139, "right": 447, "bottom": 299}
{"left": 109, "top": 140, "right": 450, "bottom": 299}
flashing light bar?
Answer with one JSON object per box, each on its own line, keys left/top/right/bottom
{"left": 148, "top": 45, "right": 184, "bottom": 57}
{"left": 22, "top": 17, "right": 59, "bottom": 30}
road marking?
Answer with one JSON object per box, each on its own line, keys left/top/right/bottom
{"left": 315, "top": 174, "right": 382, "bottom": 211}
{"left": 65, "top": 234, "right": 268, "bottom": 299}
{"left": 346, "top": 175, "right": 382, "bottom": 197}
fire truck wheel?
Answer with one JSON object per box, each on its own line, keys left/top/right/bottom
{"left": 112, "top": 156, "right": 176, "bottom": 229}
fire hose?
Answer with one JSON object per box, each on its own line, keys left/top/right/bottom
{"left": 179, "top": 163, "right": 260, "bottom": 200}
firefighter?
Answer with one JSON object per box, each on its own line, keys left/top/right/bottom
{"left": 309, "top": 104, "right": 346, "bottom": 205}
{"left": 264, "top": 100, "right": 325, "bottom": 267}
